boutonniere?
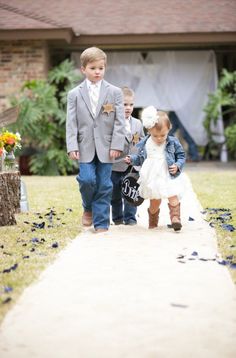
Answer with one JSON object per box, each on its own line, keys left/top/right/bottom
{"left": 132, "top": 132, "right": 140, "bottom": 145}
{"left": 102, "top": 103, "right": 115, "bottom": 115}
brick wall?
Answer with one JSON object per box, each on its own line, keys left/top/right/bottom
{"left": 0, "top": 40, "right": 49, "bottom": 112}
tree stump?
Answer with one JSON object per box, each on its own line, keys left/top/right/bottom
{"left": 0, "top": 171, "right": 21, "bottom": 226}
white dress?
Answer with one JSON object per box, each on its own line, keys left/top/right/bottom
{"left": 138, "top": 137, "right": 184, "bottom": 200}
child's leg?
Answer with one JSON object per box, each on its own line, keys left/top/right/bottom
{"left": 92, "top": 158, "right": 113, "bottom": 230}
{"left": 111, "top": 171, "right": 124, "bottom": 224}
{"left": 168, "top": 195, "right": 182, "bottom": 231}
{"left": 124, "top": 200, "right": 137, "bottom": 225}
{"left": 148, "top": 199, "right": 161, "bottom": 229}
{"left": 168, "top": 196, "right": 179, "bottom": 207}
{"left": 149, "top": 199, "right": 161, "bottom": 214}
{"left": 76, "top": 158, "right": 97, "bottom": 226}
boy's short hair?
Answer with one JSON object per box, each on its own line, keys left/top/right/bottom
{"left": 122, "top": 86, "right": 134, "bottom": 98}
{"left": 80, "top": 47, "right": 107, "bottom": 68}
{"left": 154, "top": 111, "right": 172, "bottom": 130}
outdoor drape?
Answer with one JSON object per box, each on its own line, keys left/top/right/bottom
{"left": 72, "top": 50, "right": 225, "bottom": 146}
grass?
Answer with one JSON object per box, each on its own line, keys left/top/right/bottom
{"left": 187, "top": 169, "right": 236, "bottom": 283}
{"left": 0, "top": 176, "right": 82, "bottom": 323}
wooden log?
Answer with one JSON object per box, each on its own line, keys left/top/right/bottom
{"left": 0, "top": 171, "right": 21, "bottom": 226}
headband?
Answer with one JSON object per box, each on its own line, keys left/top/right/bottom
{"left": 141, "top": 106, "right": 159, "bottom": 129}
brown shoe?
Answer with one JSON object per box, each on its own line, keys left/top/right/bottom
{"left": 168, "top": 203, "right": 182, "bottom": 231}
{"left": 82, "top": 211, "right": 92, "bottom": 226}
{"left": 94, "top": 228, "right": 108, "bottom": 233}
{"left": 148, "top": 208, "right": 160, "bottom": 229}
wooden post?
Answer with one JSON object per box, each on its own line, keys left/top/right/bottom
{"left": 0, "top": 171, "right": 21, "bottom": 226}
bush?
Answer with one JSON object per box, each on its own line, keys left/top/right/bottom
{"left": 204, "top": 69, "right": 236, "bottom": 159}
{"left": 225, "top": 124, "right": 236, "bottom": 158}
{"left": 11, "top": 60, "right": 82, "bottom": 175}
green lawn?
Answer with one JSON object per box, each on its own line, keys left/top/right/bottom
{"left": 187, "top": 169, "right": 236, "bottom": 283}
{"left": 0, "top": 176, "right": 83, "bottom": 322}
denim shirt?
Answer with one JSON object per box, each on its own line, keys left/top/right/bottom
{"left": 129, "top": 135, "right": 186, "bottom": 179}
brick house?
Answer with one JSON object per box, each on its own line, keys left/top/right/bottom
{"left": 1, "top": 0, "right": 236, "bottom": 111}
{"left": 0, "top": 0, "right": 236, "bottom": 170}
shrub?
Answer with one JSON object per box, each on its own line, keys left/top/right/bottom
{"left": 225, "top": 124, "right": 236, "bottom": 158}
{"left": 11, "top": 60, "right": 82, "bottom": 175}
{"left": 204, "top": 69, "right": 236, "bottom": 159}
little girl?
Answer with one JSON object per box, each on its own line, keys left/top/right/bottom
{"left": 125, "top": 106, "right": 186, "bottom": 231}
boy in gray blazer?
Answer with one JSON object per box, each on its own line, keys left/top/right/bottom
{"left": 111, "top": 87, "right": 145, "bottom": 225}
{"left": 66, "top": 47, "right": 125, "bottom": 233}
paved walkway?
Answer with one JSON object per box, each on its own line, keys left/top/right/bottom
{"left": 0, "top": 174, "right": 236, "bottom": 358}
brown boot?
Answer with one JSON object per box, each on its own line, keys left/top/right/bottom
{"left": 168, "top": 203, "right": 182, "bottom": 231}
{"left": 148, "top": 208, "right": 160, "bottom": 229}
{"left": 82, "top": 211, "right": 92, "bottom": 226}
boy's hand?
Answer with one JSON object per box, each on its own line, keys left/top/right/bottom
{"left": 169, "top": 164, "right": 178, "bottom": 175}
{"left": 69, "top": 151, "right": 80, "bottom": 160}
{"left": 124, "top": 156, "right": 131, "bottom": 164}
{"left": 110, "top": 150, "right": 121, "bottom": 159}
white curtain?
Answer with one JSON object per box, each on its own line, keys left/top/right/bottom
{"left": 72, "top": 50, "right": 225, "bottom": 146}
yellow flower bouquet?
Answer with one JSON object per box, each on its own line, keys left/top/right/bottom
{"left": 0, "top": 130, "right": 21, "bottom": 153}
{"left": 0, "top": 130, "right": 21, "bottom": 171}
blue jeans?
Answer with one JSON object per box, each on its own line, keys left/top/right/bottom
{"left": 111, "top": 170, "right": 137, "bottom": 224}
{"left": 169, "top": 111, "right": 200, "bottom": 161}
{"left": 76, "top": 154, "right": 113, "bottom": 229}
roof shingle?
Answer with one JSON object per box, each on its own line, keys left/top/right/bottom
{"left": 0, "top": 0, "right": 236, "bottom": 34}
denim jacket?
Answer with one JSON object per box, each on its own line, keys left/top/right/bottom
{"left": 130, "top": 135, "right": 185, "bottom": 179}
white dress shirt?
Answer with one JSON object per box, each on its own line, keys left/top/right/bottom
{"left": 86, "top": 79, "right": 102, "bottom": 115}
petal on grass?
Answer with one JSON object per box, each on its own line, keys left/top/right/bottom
{"left": 221, "top": 224, "right": 235, "bottom": 232}
{"left": 188, "top": 217, "right": 195, "bottom": 221}
{"left": 2, "top": 297, "right": 12, "bottom": 304}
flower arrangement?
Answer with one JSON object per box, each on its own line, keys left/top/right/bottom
{"left": 0, "top": 130, "right": 21, "bottom": 154}
{"left": 141, "top": 106, "right": 159, "bottom": 129}
{"left": 0, "top": 130, "right": 21, "bottom": 171}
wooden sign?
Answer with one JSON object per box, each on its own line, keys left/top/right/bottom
{"left": 0, "top": 106, "right": 19, "bottom": 128}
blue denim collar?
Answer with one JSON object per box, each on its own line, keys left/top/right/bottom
{"left": 137, "top": 134, "right": 173, "bottom": 148}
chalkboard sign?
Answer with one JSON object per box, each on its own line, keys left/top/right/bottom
{"left": 121, "top": 171, "right": 144, "bottom": 207}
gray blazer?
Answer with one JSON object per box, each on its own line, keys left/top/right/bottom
{"left": 66, "top": 80, "right": 125, "bottom": 163}
{"left": 112, "top": 116, "right": 145, "bottom": 172}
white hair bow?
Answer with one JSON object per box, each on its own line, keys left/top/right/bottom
{"left": 141, "top": 106, "right": 159, "bottom": 129}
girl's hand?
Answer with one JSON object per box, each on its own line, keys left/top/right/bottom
{"left": 69, "top": 151, "right": 80, "bottom": 160}
{"left": 110, "top": 150, "right": 121, "bottom": 159}
{"left": 124, "top": 156, "right": 131, "bottom": 164}
{"left": 169, "top": 164, "right": 178, "bottom": 175}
